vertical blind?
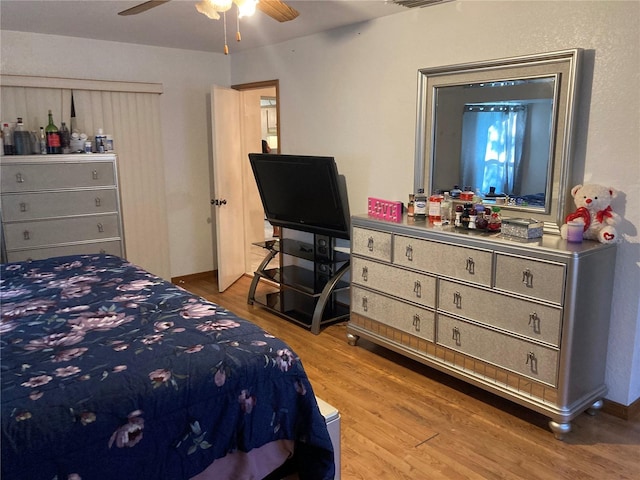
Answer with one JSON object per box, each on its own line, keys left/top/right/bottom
{"left": 1, "top": 77, "right": 170, "bottom": 279}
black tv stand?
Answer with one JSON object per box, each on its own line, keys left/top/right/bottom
{"left": 247, "top": 229, "right": 350, "bottom": 334}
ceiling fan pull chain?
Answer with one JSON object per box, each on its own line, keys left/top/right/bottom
{"left": 236, "top": 7, "right": 242, "bottom": 42}
{"left": 223, "top": 11, "right": 229, "bottom": 55}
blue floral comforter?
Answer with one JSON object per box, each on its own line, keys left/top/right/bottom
{"left": 1, "top": 255, "right": 334, "bottom": 480}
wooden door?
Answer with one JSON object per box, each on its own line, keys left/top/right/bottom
{"left": 210, "top": 85, "right": 245, "bottom": 292}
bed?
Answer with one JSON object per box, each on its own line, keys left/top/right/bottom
{"left": 1, "top": 254, "right": 335, "bottom": 480}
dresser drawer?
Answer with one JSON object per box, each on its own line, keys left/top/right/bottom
{"left": 1, "top": 162, "right": 116, "bottom": 192}
{"left": 351, "top": 227, "right": 392, "bottom": 262}
{"left": 437, "top": 315, "right": 559, "bottom": 386}
{"left": 393, "top": 235, "right": 493, "bottom": 286}
{"left": 6, "top": 240, "right": 123, "bottom": 263}
{"left": 352, "top": 256, "right": 436, "bottom": 308}
{"left": 1, "top": 189, "right": 119, "bottom": 221}
{"left": 4, "top": 214, "right": 121, "bottom": 249}
{"left": 438, "top": 280, "right": 562, "bottom": 346}
{"left": 495, "top": 254, "right": 565, "bottom": 304}
{"left": 352, "top": 286, "right": 435, "bottom": 342}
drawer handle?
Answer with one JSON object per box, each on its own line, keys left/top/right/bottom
{"left": 20, "top": 202, "right": 27, "bottom": 213}
{"left": 452, "top": 326, "right": 461, "bottom": 346}
{"left": 100, "top": 249, "right": 106, "bottom": 254}
{"left": 465, "top": 257, "right": 475, "bottom": 274}
{"left": 526, "top": 351, "right": 538, "bottom": 374}
{"left": 412, "top": 314, "right": 421, "bottom": 332}
{"left": 405, "top": 244, "right": 413, "bottom": 261}
{"left": 16, "top": 173, "right": 25, "bottom": 183}
{"left": 23, "top": 230, "right": 31, "bottom": 241}
{"left": 367, "top": 236, "right": 374, "bottom": 251}
{"left": 528, "top": 312, "right": 541, "bottom": 334}
{"left": 95, "top": 197, "right": 102, "bottom": 207}
{"left": 362, "top": 296, "right": 368, "bottom": 312}
{"left": 453, "top": 291, "right": 462, "bottom": 309}
{"left": 97, "top": 223, "right": 104, "bottom": 233}
{"left": 522, "top": 268, "right": 534, "bottom": 288}
{"left": 92, "top": 170, "right": 99, "bottom": 180}
{"left": 413, "top": 280, "right": 422, "bottom": 298}
{"left": 361, "top": 266, "right": 368, "bottom": 282}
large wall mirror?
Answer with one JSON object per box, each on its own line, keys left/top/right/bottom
{"left": 414, "top": 49, "right": 582, "bottom": 234}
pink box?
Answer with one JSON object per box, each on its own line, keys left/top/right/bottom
{"left": 367, "top": 197, "right": 403, "bottom": 222}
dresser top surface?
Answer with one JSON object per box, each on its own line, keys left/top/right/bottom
{"left": 1, "top": 154, "right": 117, "bottom": 165}
{"left": 351, "top": 213, "right": 616, "bottom": 258}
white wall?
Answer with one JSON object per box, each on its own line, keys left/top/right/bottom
{"left": 1, "top": 0, "right": 638, "bottom": 407}
{"left": 229, "top": 1, "right": 640, "bottom": 406}
{"left": 0, "top": 31, "right": 229, "bottom": 278}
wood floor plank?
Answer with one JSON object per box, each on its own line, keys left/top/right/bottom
{"left": 179, "top": 274, "right": 640, "bottom": 480}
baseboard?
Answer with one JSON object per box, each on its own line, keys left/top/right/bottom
{"left": 603, "top": 396, "right": 640, "bottom": 420}
{"left": 171, "top": 270, "right": 216, "bottom": 284}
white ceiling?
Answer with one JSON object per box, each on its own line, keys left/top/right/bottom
{"left": 0, "top": 0, "right": 411, "bottom": 54}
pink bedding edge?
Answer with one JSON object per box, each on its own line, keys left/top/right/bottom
{"left": 190, "top": 439, "right": 295, "bottom": 480}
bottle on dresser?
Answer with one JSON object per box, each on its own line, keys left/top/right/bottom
{"left": 440, "top": 192, "right": 452, "bottom": 225}
{"left": 14, "top": 117, "right": 32, "bottom": 155}
{"left": 414, "top": 189, "right": 427, "bottom": 220}
{"left": 95, "top": 128, "right": 107, "bottom": 153}
{"left": 45, "top": 110, "right": 61, "bottom": 154}
{"left": 3, "top": 122, "right": 15, "bottom": 155}
{"left": 60, "top": 122, "right": 71, "bottom": 154}
{"left": 428, "top": 190, "right": 444, "bottom": 225}
{"left": 39, "top": 127, "right": 47, "bottom": 154}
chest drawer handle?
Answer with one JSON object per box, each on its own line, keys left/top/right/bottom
{"left": 361, "top": 266, "right": 368, "bottom": 282}
{"left": 528, "top": 312, "right": 541, "bottom": 334}
{"left": 412, "top": 314, "right": 421, "bottom": 332}
{"left": 95, "top": 197, "right": 102, "bottom": 207}
{"left": 526, "top": 351, "right": 538, "bottom": 373}
{"left": 97, "top": 223, "right": 104, "bottom": 233}
{"left": 23, "top": 230, "right": 31, "bottom": 241}
{"left": 92, "top": 170, "right": 99, "bottom": 180}
{"left": 522, "top": 269, "right": 533, "bottom": 287}
{"left": 100, "top": 249, "right": 107, "bottom": 254}
{"left": 20, "top": 202, "right": 28, "bottom": 213}
{"left": 453, "top": 291, "right": 462, "bottom": 309}
{"left": 361, "top": 296, "right": 368, "bottom": 312}
{"left": 405, "top": 244, "right": 413, "bottom": 261}
{"left": 452, "top": 326, "right": 461, "bottom": 346}
{"left": 367, "top": 236, "right": 374, "bottom": 251}
{"left": 16, "top": 173, "right": 25, "bottom": 183}
{"left": 465, "top": 257, "right": 475, "bottom": 274}
{"left": 413, "top": 280, "right": 422, "bottom": 298}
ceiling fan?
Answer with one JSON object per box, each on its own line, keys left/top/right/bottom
{"left": 118, "top": 0, "right": 300, "bottom": 23}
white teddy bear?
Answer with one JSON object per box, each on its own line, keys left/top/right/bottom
{"left": 560, "top": 183, "right": 620, "bottom": 244}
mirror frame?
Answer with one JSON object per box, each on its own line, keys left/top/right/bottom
{"left": 414, "top": 49, "right": 582, "bottom": 235}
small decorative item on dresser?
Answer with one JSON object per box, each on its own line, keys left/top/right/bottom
{"left": 501, "top": 218, "right": 544, "bottom": 239}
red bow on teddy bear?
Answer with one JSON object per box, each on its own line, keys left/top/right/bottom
{"left": 566, "top": 205, "right": 614, "bottom": 232}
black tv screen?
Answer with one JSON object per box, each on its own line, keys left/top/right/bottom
{"left": 248, "top": 153, "right": 350, "bottom": 239}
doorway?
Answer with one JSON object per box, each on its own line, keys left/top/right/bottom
{"left": 230, "top": 80, "right": 280, "bottom": 275}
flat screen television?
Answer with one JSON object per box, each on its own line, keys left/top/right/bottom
{"left": 248, "top": 153, "right": 351, "bottom": 240}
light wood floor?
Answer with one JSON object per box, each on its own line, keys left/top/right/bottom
{"left": 178, "top": 274, "right": 640, "bottom": 480}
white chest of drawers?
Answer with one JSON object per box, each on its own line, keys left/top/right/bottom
{"left": 1, "top": 154, "right": 125, "bottom": 262}
{"left": 348, "top": 214, "right": 616, "bottom": 439}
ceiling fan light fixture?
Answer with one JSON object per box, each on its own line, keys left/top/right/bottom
{"left": 210, "top": 0, "right": 234, "bottom": 12}
{"left": 235, "top": 0, "right": 258, "bottom": 18}
{"left": 195, "top": 0, "right": 221, "bottom": 19}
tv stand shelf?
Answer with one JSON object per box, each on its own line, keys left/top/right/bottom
{"left": 248, "top": 232, "right": 350, "bottom": 334}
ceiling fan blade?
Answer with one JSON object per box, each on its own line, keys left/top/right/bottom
{"left": 118, "top": 0, "right": 171, "bottom": 16}
{"left": 256, "top": 0, "right": 300, "bottom": 22}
